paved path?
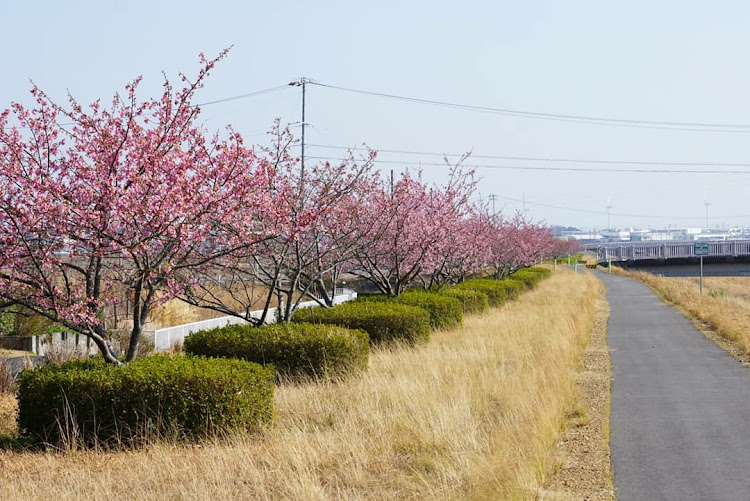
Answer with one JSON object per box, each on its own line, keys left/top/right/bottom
{"left": 598, "top": 272, "right": 750, "bottom": 500}
{"left": 4, "top": 356, "right": 44, "bottom": 378}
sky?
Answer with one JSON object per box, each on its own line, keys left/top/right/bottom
{"left": 3, "top": 0, "right": 750, "bottom": 231}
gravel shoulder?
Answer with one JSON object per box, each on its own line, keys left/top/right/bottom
{"left": 540, "top": 278, "right": 614, "bottom": 501}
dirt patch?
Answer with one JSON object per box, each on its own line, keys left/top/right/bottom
{"left": 539, "top": 285, "right": 614, "bottom": 501}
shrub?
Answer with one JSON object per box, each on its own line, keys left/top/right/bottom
{"left": 509, "top": 270, "right": 546, "bottom": 289}
{"left": 440, "top": 288, "right": 489, "bottom": 315}
{"left": 17, "top": 354, "right": 274, "bottom": 446}
{"left": 185, "top": 322, "right": 368, "bottom": 380}
{"left": 394, "top": 291, "right": 463, "bottom": 329}
{"left": 494, "top": 280, "right": 527, "bottom": 301}
{"left": 292, "top": 302, "right": 431, "bottom": 345}
{"left": 454, "top": 279, "right": 510, "bottom": 307}
{"left": 520, "top": 266, "right": 552, "bottom": 279}
{"left": 357, "top": 291, "right": 463, "bottom": 328}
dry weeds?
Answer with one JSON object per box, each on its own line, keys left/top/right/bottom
{"left": 0, "top": 393, "right": 16, "bottom": 436}
{"left": 0, "top": 272, "right": 600, "bottom": 501}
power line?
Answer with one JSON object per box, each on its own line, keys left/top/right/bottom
{"left": 310, "top": 82, "right": 750, "bottom": 134}
{"left": 196, "top": 85, "right": 290, "bottom": 107}
{"left": 307, "top": 143, "right": 750, "bottom": 168}
{"left": 306, "top": 155, "right": 750, "bottom": 175}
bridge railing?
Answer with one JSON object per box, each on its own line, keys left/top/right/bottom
{"left": 595, "top": 240, "right": 750, "bottom": 262}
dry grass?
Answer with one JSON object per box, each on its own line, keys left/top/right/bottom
{"left": 0, "top": 272, "right": 600, "bottom": 501}
{"left": 0, "top": 393, "right": 16, "bottom": 436}
{"left": 623, "top": 271, "right": 750, "bottom": 356}
{"left": 0, "top": 355, "right": 17, "bottom": 435}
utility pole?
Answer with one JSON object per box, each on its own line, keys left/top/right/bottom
{"left": 488, "top": 194, "right": 497, "bottom": 219}
{"left": 605, "top": 197, "right": 612, "bottom": 232}
{"left": 522, "top": 193, "right": 528, "bottom": 217}
{"left": 289, "top": 78, "right": 312, "bottom": 180}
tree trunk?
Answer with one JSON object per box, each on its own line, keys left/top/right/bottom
{"left": 92, "top": 330, "right": 123, "bottom": 365}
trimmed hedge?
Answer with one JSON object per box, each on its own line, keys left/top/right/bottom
{"left": 519, "top": 266, "right": 552, "bottom": 279}
{"left": 395, "top": 291, "right": 463, "bottom": 329}
{"left": 454, "top": 279, "right": 510, "bottom": 307}
{"left": 357, "top": 291, "right": 463, "bottom": 329}
{"left": 185, "top": 322, "right": 368, "bottom": 380}
{"left": 440, "top": 288, "right": 489, "bottom": 315}
{"left": 292, "top": 302, "right": 431, "bottom": 345}
{"left": 494, "top": 279, "right": 527, "bottom": 301}
{"left": 17, "top": 354, "right": 274, "bottom": 445}
{"left": 509, "top": 270, "right": 545, "bottom": 289}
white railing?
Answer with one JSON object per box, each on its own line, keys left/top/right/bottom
{"left": 596, "top": 240, "right": 750, "bottom": 262}
{"left": 146, "top": 288, "right": 357, "bottom": 350}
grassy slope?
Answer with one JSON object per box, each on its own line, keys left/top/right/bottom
{"left": 0, "top": 272, "right": 600, "bottom": 501}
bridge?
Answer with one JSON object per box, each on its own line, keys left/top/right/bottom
{"left": 590, "top": 240, "right": 750, "bottom": 263}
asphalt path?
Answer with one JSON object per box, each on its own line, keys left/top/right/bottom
{"left": 4, "top": 356, "right": 44, "bottom": 378}
{"left": 598, "top": 272, "right": 750, "bottom": 500}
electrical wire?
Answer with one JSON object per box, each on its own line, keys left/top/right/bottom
{"left": 310, "top": 82, "right": 750, "bottom": 133}
{"left": 306, "top": 155, "right": 750, "bottom": 175}
{"left": 306, "top": 143, "right": 750, "bottom": 168}
{"left": 196, "top": 85, "right": 290, "bottom": 107}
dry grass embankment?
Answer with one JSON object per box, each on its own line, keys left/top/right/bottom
{"left": 0, "top": 272, "right": 600, "bottom": 501}
{"left": 540, "top": 281, "right": 614, "bottom": 501}
{"left": 619, "top": 270, "right": 750, "bottom": 361}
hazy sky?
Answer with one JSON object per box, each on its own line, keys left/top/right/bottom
{"left": 3, "top": 1, "right": 750, "bottom": 230}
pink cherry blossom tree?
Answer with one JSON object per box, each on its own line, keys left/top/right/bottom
{"left": 178, "top": 125, "right": 377, "bottom": 323}
{"left": 424, "top": 206, "right": 494, "bottom": 289}
{"left": 487, "top": 214, "right": 556, "bottom": 278}
{"left": 0, "top": 51, "right": 284, "bottom": 363}
{"left": 351, "top": 164, "right": 476, "bottom": 295}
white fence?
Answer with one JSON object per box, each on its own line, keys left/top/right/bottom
{"left": 146, "top": 288, "right": 357, "bottom": 351}
{"left": 0, "top": 331, "right": 100, "bottom": 357}
{"left": 7, "top": 289, "right": 358, "bottom": 355}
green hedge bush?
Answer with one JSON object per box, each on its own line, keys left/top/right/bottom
{"left": 17, "top": 354, "right": 274, "bottom": 446}
{"left": 292, "top": 302, "right": 431, "bottom": 345}
{"left": 509, "top": 270, "right": 546, "bottom": 289}
{"left": 185, "top": 322, "right": 368, "bottom": 380}
{"left": 395, "top": 291, "right": 463, "bottom": 329}
{"left": 494, "top": 279, "right": 527, "bottom": 301}
{"left": 454, "top": 279, "right": 511, "bottom": 307}
{"left": 439, "top": 288, "right": 489, "bottom": 315}
{"left": 519, "top": 266, "right": 552, "bottom": 279}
